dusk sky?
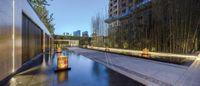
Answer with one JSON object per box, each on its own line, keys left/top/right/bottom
{"left": 47, "top": 0, "right": 108, "bottom": 36}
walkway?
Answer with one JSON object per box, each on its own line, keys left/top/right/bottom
{"left": 68, "top": 47, "right": 198, "bottom": 86}
{"left": 176, "top": 57, "right": 200, "bottom": 86}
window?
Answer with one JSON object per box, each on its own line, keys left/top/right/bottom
{"left": 122, "top": 9, "right": 126, "bottom": 14}
{"left": 114, "top": 11, "right": 118, "bottom": 15}
{"left": 122, "top": 3, "right": 126, "bottom": 7}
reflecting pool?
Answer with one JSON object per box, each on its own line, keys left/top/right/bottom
{"left": 8, "top": 51, "right": 144, "bottom": 86}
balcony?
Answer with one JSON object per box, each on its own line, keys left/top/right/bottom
{"left": 105, "top": 0, "right": 151, "bottom": 23}
{"left": 135, "top": 0, "right": 151, "bottom": 8}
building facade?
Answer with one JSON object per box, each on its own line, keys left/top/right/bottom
{"left": 106, "top": 0, "right": 151, "bottom": 26}
{"left": 54, "top": 39, "right": 79, "bottom": 47}
{"left": 73, "top": 30, "right": 81, "bottom": 37}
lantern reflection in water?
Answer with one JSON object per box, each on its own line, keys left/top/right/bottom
{"left": 57, "top": 70, "right": 68, "bottom": 83}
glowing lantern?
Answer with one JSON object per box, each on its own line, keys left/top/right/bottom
{"left": 57, "top": 55, "right": 68, "bottom": 70}
{"left": 142, "top": 48, "right": 149, "bottom": 58}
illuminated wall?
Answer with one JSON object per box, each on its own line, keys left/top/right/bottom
{"left": 0, "top": 0, "right": 51, "bottom": 81}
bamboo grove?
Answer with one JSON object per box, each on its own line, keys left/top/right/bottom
{"left": 92, "top": 0, "right": 200, "bottom": 54}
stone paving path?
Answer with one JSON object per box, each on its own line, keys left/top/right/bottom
{"left": 68, "top": 47, "right": 193, "bottom": 86}
{"left": 175, "top": 57, "right": 200, "bottom": 86}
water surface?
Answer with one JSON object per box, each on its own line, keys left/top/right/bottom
{"left": 8, "top": 51, "right": 144, "bottom": 86}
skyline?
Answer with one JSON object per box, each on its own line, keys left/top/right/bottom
{"left": 47, "top": 0, "right": 108, "bottom": 36}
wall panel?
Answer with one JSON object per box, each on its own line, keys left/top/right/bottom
{"left": 22, "top": 14, "right": 42, "bottom": 64}
{"left": 0, "top": 0, "right": 13, "bottom": 81}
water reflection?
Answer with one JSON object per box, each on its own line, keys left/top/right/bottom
{"left": 92, "top": 62, "right": 106, "bottom": 78}
{"left": 52, "top": 51, "right": 144, "bottom": 86}
{"left": 8, "top": 50, "right": 144, "bottom": 86}
{"left": 42, "top": 54, "right": 47, "bottom": 69}
{"left": 56, "top": 70, "right": 68, "bottom": 83}
{"left": 48, "top": 53, "right": 52, "bottom": 65}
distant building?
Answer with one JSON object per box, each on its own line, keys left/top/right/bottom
{"left": 82, "top": 31, "right": 89, "bottom": 37}
{"left": 73, "top": 30, "right": 81, "bottom": 37}
{"left": 66, "top": 32, "right": 70, "bottom": 36}
{"left": 63, "top": 32, "right": 70, "bottom": 36}
{"left": 105, "top": 0, "right": 151, "bottom": 27}
{"left": 54, "top": 39, "right": 79, "bottom": 47}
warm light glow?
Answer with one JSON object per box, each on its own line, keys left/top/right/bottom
{"left": 89, "top": 46, "right": 197, "bottom": 60}
{"left": 11, "top": 77, "right": 16, "bottom": 82}
{"left": 197, "top": 57, "right": 200, "bottom": 61}
{"left": 43, "top": 33, "right": 45, "bottom": 52}
{"left": 10, "top": 77, "right": 17, "bottom": 85}
{"left": 198, "top": 54, "right": 200, "bottom": 58}
{"left": 42, "top": 54, "right": 47, "bottom": 69}
{"left": 12, "top": 0, "right": 15, "bottom": 73}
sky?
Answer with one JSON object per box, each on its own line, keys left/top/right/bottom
{"left": 47, "top": 0, "right": 108, "bottom": 36}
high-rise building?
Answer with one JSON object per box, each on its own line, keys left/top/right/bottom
{"left": 105, "top": 0, "right": 151, "bottom": 27}
{"left": 63, "top": 32, "right": 70, "bottom": 36}
{"left": 73, "top": 30, "right": 81, "bottom": 37}
{"left": 82, "top": 31, "right": 89, "bottom": 37}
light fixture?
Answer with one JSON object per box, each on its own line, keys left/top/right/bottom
{"left": 12, "top": 0, "right": 15, "bottom": 73}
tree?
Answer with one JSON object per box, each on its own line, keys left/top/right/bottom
{"left": 29, "top": 0, "right": 55, "bottom": 34}
{"left": 91, "top": 12, "right": 108, "bottom": 47}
